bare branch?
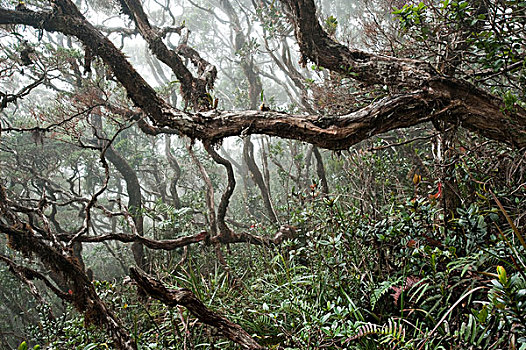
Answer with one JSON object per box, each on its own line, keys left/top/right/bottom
{"left": 203, "top": 142, "right": 236, "bottom": 237}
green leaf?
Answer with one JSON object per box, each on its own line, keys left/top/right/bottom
{"left": 497, "top": 265, "right": 507, "bottom": 285}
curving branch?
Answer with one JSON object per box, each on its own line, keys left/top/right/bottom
{"left": 56, "top": 230, "right": 207, "bottom": 250}
{"left": 203, "top": 142, "right": 236, "bottom": 238}
{"left": 280, "top": 0, "right": 435, "bottom": 87}
{"left": 279, "top": 0, "right": 526, "bottom": 147}
{"left": 0, "top": 186, "right": 137, "bottom": 350}
{"left": 0, "top": 5, "right": 524, "bottom": 148}
{"left": 120, "top": 0, "right": 216, "bottom": 110}
{"left": 130, "top": 267, "right": 264, "bottom": 350}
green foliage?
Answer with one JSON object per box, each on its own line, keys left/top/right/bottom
{"left": 1, "top": 0, "right": 525, "bottom": 349}
{"left": 392, "top": 0, "right": 526, "bottom": 100}
{"left": 6, "top": 134, "right": 523, "bottom": 350}
{"left": 17, "top": 341, "right": 40, "bottom": 350}
{"left": 324, "top": 15, "right": 338, "bottom": 36}
{"left": 348, "top": 319, "right": 407, "bottom": 347}
{"left": 255, "top": 1, "right": 288, "bottom": 40}
{"left": 393, "top": 2, "right": 428, "bottom": 32}
{"left": 370, "top": 277, "right": 402, "bottom": 311}
{"left": 490, "top": 265, "right": 526, "bottom": 346}
{"left": 27, "top": 304, "right": 108, "bottom": 349}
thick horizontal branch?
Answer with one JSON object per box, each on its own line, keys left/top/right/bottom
{"left": 130, "top": 267, "right": 264, "bottom": 349}
{"left": 15, "top": 224, "right": 293, "bottom": 250}
{"left": 279, "top": 0, "right": 526, "bottom": 147}
{"left": 57, "top": 231, "right": 207, "bottom": 249}
{"left": 176, "top": 92, "right": 436, "bottom": 149}
{"left": 0, "top": 5, "right": 524, "bottom": 149}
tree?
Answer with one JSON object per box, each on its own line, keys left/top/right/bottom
{"left": 1, "top": 0, "right": 524, "bottom": 148}
{"left": 0, "top": 0, "right": 525, "bottom": 348}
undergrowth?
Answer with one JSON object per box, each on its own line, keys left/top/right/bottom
{"left": 24, "top": 189, "right": 526, "bottom": 349}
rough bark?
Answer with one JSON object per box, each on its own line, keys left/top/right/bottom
{"left": 0, "top": 4, "right": 523, "bottom": 149}
{"left": 279, "top": 0, "right": 526, "bottom": 147}
{"left": 0, "top": 187, "right": 136, "bottom": 350}
{"left": 120, "top": 0, "right": 216, "bottom": 110}
{"left": 130, "top": 267, "right": 264, "bottom": 350}
{"left": 280, "top": 0, "right": 434, "bottom": 87}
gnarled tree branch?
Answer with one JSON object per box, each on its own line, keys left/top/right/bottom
{"left": 0, "top": 4, "right": 524, "bottom": 148}
{"left": 130, "top": 267, "right": 264, "bottom": 350}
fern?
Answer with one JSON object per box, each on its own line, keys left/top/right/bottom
{"left": 371, "top": 277, "right": 402, "bottom": 310}
{"left": 348, "top": 318, "right": 406, "bottom": 347}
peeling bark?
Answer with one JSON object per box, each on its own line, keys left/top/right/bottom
{"left": 0, "top": 4, "right": 524, "bottom": 148}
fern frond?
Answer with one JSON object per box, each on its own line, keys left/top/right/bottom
{"left": 371, "top": 277, "right": 402, "bottom": 310}
{"left": 348, "top": 318, "right": 406, "bottom": 344}
{"left": 348, "top": 322, "right": 379, "bottom": 341}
